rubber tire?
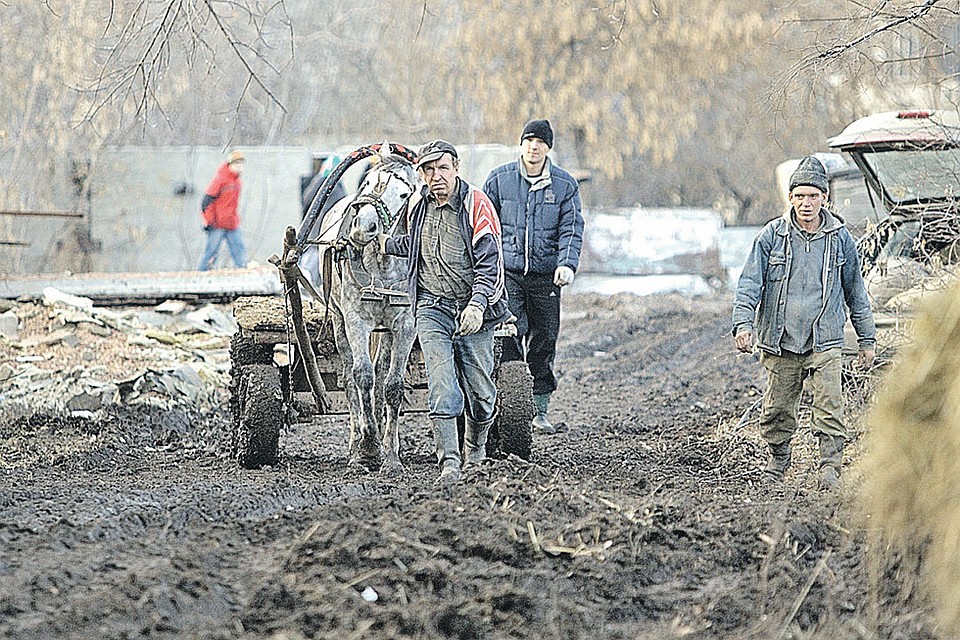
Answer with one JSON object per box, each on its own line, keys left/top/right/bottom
{"left": 229, "top": 330, "right": 274, "bottom": 368}
{"left": 490, "top": 360, "right": 534, "bottom": 460}
{"left": 232, "top": 364, "right": 283, "bottom": 468}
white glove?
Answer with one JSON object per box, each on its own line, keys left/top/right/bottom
{"left": 458, "top": 304, "right": 484, "bottom": 335}
{"left": 554, "top": 266, "right": 575, "bottom": 287}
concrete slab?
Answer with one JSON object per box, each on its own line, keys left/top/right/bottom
{"left": 0, "top": 265, "right": 282, "bottom": 304}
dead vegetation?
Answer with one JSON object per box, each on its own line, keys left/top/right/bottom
{"left": 861, "top": 279, "right": 960, "bottom": 638}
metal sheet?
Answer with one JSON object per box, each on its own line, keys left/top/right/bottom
{"left": 579, "top": 207, "right": 724, "bottom": 278}
{"left": 0, "top": 265, "right": 282, "bottom": 303}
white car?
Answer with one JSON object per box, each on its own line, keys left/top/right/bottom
{"left": 828, "top": 109, "right": 960, "bottom": 353}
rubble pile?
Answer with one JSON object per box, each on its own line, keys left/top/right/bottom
{"left": 0, "top": 288, "right": 236, "bottom": 419}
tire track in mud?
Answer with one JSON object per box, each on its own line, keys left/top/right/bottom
{"left": 0, "top": 292, "right": 937, "bottom": 639}
{"left": 548, "top": 294, "right": 764, "bottom": 493}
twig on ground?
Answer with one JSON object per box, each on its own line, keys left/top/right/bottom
{"left": 779, "top": 550, "right": 833, "bottom": 639}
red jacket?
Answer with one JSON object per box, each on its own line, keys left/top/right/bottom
{"left": 201, "top": 162, "right": 242, "bottom": 230}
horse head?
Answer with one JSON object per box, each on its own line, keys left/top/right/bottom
{"left": 345, "top": 144, "right": 421, "bottom": 249}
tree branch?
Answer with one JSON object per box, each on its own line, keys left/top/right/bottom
{"left": 814, "top": 0, "right": 941, "bottom": 64}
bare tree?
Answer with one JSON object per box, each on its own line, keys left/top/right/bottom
{"left": 446, "top": 0, "right": 774, "bottom": 178}
{"left": 83, "top": 1, "right": 294, "bottom": 140}
{"left": 773, "top": 0, "right": 960, "bottom": 121}
{"left": 4, "top": 0, "right": 959, "bottom": 272}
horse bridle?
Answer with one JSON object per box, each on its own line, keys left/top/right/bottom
{"left": 326, "top": 165, "right": 414, "bottom": 303}
{"left": 343, "top": 168, "right": 410, "bottom": 239}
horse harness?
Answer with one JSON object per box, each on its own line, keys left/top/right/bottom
{"left": 321, "top": 168, "right": 412, "bottom": 306}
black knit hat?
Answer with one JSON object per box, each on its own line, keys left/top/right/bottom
{"left": 520, "top": 119, "right": 554, "bottom": 148}
{"left": 789, "top": 156, "right": 829, "bottom": 193}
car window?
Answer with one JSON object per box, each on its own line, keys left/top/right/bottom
{"left": 879, "top": 220, "right": 920, "bottom": 259}
{"left": 862, "top": 147, "right": 960, "bottom": 203}
{"left": 831, "top": 173, "right": 880, "bottom": 236}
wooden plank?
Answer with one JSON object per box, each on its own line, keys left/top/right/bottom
{"left": 0, "top": 267, "right": 282, "bottom": 303}
{"left": 0, "top": 210, "right": 84, "bottom": 218}
{"left": 292, "top": 385, "right": 429, "bottom": 417}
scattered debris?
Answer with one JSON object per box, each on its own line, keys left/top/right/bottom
{"left": 0, "top": 292, "right": 235, "bottom": 419}
{"left": 0, "top": 310, "right": 19, "bottom": 339}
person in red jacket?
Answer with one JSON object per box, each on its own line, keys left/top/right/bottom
{"left": 198, "top": 150, "right": 248, "bottom": 270}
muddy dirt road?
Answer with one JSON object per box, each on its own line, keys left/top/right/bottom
{"left": 0, "top": 292, "right": 935, "bottom": 639}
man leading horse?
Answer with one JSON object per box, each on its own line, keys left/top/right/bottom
{"left": 382, "top": 140, "right": 510, "bottom": 485}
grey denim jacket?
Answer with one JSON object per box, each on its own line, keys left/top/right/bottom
{"left": 731, "top": 210, "right": 876, "bottom": 355}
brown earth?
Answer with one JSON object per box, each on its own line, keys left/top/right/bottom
{"left": 0, "top": 291, "right": 939, "bottom": 639}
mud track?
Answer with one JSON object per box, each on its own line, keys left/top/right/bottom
{"left": 0, "top": 292, "right": 935, "bottom": 639}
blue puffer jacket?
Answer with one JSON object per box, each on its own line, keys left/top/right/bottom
{"left": 483, "top": 159, "right": 584, "bottom": 275}
{"left": 732, "top": 210, "right": 876, "bottom": 355}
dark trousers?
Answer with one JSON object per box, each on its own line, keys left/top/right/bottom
{"left": 502, "top": 270, "right": 561, "bottom": 396}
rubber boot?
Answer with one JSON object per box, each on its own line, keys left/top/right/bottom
{"left": 817, "top": 433, "right": 845, "bottom": 491}
{"left": 463, "top": 416, "right": 494, "bottom": 468}
{"left": 532, "top": 393, "right": 553, "bottom": 431}
{"left": 433, "top": 418, "right": 461, "bottom": 485}
{"left": 763, "top": 440, "right": 791, "bottom": 481}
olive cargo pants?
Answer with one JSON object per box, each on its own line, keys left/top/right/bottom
{"left": 759, "top": 348, "right": 845, "bottom": 444}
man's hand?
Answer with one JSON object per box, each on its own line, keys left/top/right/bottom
{"left": 203, "top": 224, "right": 213, "bottom": 232}
{"left": 554, "top": 266, "right": 575, "bottom": 287}
{"left": 458, "top": 304, "right": 484, "bottom": 336}
{"left": 735, "top": 329, "right": 755, "bottom": 354}
{"left": 858, "top": 348, "right": 875, "bottom": 370}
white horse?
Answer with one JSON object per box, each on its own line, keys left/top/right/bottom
{"left": 301, "top": 147, "right": 421, "bottom": 474}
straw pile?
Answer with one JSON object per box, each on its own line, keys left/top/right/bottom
{"left": 862, "top": 279, "right": 960, "bottom": 634}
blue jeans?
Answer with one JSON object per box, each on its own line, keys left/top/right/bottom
{"left": 198, "top": 227, "right": 247, "bottom": 270}
{"left": 416, "top": 293, "right": 497, "bottom": 423}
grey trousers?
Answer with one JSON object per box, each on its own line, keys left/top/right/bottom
{"left": 759, "top": 348, "right": 845, "bottom": 444}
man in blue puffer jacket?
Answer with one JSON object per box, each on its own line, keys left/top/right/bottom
{"left": 484, "top": 119, "right": 584, "bottom": 430}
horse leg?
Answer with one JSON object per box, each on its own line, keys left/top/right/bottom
{"left": 381, "top": 317, "right": 417, "bottom": 477}
{"left": 344, "top": 319, "right": 383, "bottom": 470}
{"left": 374, "top": 331, "right": 402, "bottom": 476}
{"left": 373, "top": 332, "right": 390, "bottom": 428}
{"left": 332, "top": 319, "right": 361, "bottom": 462}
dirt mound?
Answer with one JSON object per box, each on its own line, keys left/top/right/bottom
{"left": 0, "top": 291, "right": 936, "bottom": 639}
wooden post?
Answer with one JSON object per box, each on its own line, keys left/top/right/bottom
{"left": 276, "top": 225, "right": 331, "bottom": 414}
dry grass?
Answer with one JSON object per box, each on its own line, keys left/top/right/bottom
{"left": 861, "top": 279, "right": 960, "bottom": 636}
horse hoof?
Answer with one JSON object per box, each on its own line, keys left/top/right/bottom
{"left": 380, "top": 460, "right": 404, "bottom": 478}
{"left": 348, "top": 451, "right": 383, "bottom": 472}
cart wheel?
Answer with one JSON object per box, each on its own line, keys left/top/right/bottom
{"left": 490, "top": 360, "right": 534, "bottom": 460}
{"left": 231, "top": 364, "right": 283, "bottom": 468}
{"left": 230, "top": 330, "right": 274, "bottom": 367}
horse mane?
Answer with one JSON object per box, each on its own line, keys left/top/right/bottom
{"left": 378, "top": 154, "right": 414, "bottom": 171}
